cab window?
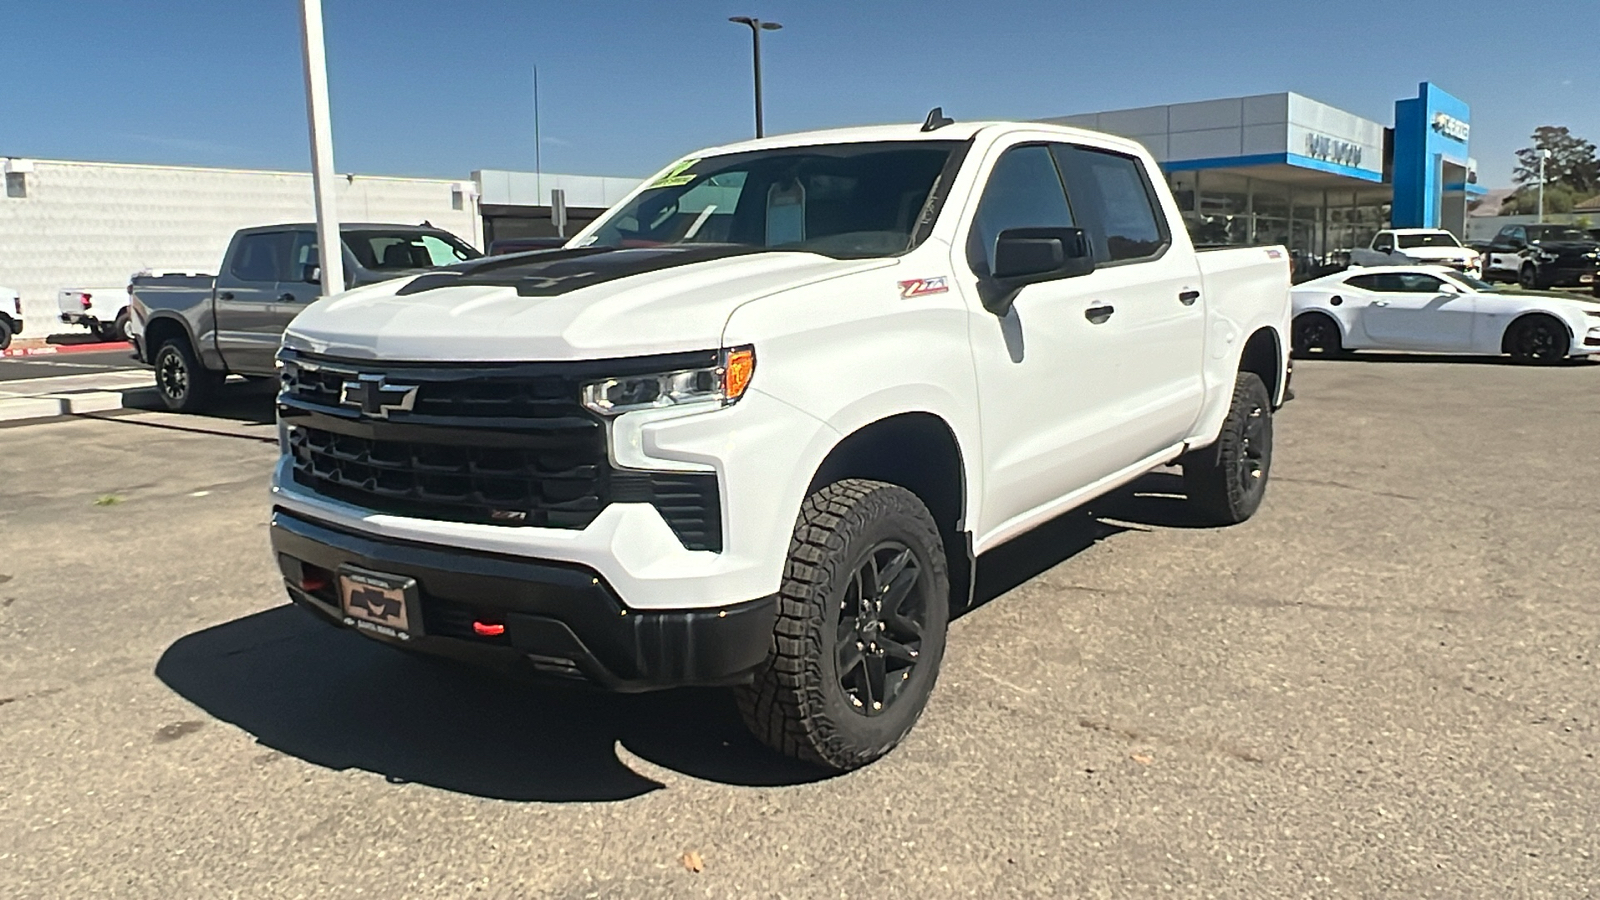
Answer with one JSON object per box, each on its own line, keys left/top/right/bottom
{"left": 966, "top": 144, "right": 1075, "bottom": 275}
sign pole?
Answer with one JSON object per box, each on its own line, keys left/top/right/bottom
{"left": 300, "top": 0, "right": 344, "bottom": 297}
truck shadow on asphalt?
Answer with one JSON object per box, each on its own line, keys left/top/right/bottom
{"left": 121, "top": 379, "right": 278, "bottom": 425}
{"left": 1300, "top": 351, "right": 1597, "bottom": 366}
{"left": 153, "top": 472, "right": 1190, "bottom": 803}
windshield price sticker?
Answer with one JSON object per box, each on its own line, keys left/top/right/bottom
{"left": 650, "top": 158, "right": 700, "bottom": 189}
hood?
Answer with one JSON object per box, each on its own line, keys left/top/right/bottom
{"left": 283, "top": 246, "right": 893, "bottom": 362}
{"left": 1529, "top": 240, "right": 1600, "bottom": 254}
{"left": 1401, "top": 245, "right": 1476, "bottom": 260}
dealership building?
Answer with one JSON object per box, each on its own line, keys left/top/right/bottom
{"left": 1043, "top": 81, "right": 1484, "bottom": 264}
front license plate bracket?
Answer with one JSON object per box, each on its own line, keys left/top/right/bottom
{"left": 338, "top": 566, "right": 424, "bottom": 641}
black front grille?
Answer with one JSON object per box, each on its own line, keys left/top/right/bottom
{"left": 278, "top": 350, "right": 723, "bottom": 550}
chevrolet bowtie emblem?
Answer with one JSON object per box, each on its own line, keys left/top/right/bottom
{"left": 339, "top": 374, "right": 419, "bottom": 419}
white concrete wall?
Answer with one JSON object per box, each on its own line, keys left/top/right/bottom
{"left": 0, "top": 158, "right": 481, "bottom": 334}
{"left": 474, "top": 170, "right": 640, "bottom": 209}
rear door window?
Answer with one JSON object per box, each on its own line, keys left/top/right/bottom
{"left": 228, "top": 232, "right": 294, "bottom": 282}
{"left": 1051, "top": 145, "right": 1170, "bottom": 263}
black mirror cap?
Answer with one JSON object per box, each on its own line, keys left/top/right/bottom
{"left": 302, "top": 265, "right": 321, "bottom": 284}
{"left": 993, "top": 227, "right": 1094, "bottom": 281}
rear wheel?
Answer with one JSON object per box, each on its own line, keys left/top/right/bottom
{"left": 1505, "top": 314, "right": 1569, "bottom": 365}
{"left": 1182, "top": 372, "right": 1273, "bottom": 526}
{"left": 736, "top": 479, "right": 950, "bottom": 772}
{"left": 0, "top": 317, "right": 12, "bottom": 351}
{"left": 154, "top": 337, "right": 224, "bottom": 412}
{"left": 1291, "top": 312, "right": 1344, "bottom": 357}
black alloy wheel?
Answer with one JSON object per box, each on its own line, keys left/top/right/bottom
{"left": 1182, "top": 372, "right": 1273, "bottom": 525}
{"left": 737, "top": 479, "right": 950, "bottom": 771}
{"left": 154, "top": 337, "right": 221, "bottom": 412}
{"left": 1506, "top": 315, "right": 1569, "bottom": 365}
{"left": 835, "top": 541, "right": 927, "bottom": 716}
{"left": 156, "top": 343, "right": 189, "bottom": 405}
{"left": 1291, "top": 312, "right": 1342, "bottom": 357}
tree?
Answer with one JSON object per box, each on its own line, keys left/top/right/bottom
{"left": 1512, "top": 126, "right": 1599, "bottom": 195}
{"left": 1498, "top": 182, "right": 1580, "bottom": 216}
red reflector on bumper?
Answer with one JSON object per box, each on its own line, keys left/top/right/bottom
{"left": 472, "top": 621, "right": 506, "bottom": 636}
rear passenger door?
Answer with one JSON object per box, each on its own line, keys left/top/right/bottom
{"left": 214, "top": 230, "right": 294, "bottom": 373}
{"left": 1048, "top": 143, "right": 1207, "bottom": 457}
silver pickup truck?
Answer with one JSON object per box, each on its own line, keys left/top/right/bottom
{"left": 130, "top": 222, "right": 480, "bottom": 411}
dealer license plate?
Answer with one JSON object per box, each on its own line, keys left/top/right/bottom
{"left": 338, "top": 566, "right": 421, "bottom": 641}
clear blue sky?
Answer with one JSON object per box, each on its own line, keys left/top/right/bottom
{"left": 4, "top": 0, "right": 1595, "bottom": 189}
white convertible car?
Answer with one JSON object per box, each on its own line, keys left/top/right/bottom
{"left": 1291, "top": 265, "right": 1600, "bottom": 364}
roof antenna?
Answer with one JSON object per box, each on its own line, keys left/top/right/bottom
{"left": 921, "top": 107, "right": 954, "bottom": 132}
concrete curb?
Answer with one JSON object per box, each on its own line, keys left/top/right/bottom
{"left": 0, "top": 391, "right": 130, "bottom": 424}
{"left": 2, "top": 341, "right": 132, "bottom": 358}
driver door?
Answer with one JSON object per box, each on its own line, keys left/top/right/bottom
{"left": 1358, "top": 271, "right": 1476, "bottom": 351}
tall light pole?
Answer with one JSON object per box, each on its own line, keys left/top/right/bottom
{"left": 298, "top": 0, "right": 344, "bottom": 296}
{"left": 1537, "top": 148, "right": 1551, "bottom": 224}
{"left": 728, "top": 16, "right": 781, "bottom": 138}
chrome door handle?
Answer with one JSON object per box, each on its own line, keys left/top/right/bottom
{"left": 1372, "top": 300, "right": 1390, "bottom": 307}
{"left": 1178, "top": 290, "right": 1200, "bottom": 306}
{"left": 1084, "top": 305, "right": 1115, "bottom": 324}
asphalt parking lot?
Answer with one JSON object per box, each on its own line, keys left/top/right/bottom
{"left": 3, "top": 356, "right": 1598, "bottom": 899}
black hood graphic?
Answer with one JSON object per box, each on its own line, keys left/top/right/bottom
{"left": 395, "top": 245, "right": 775, "bottom": 298}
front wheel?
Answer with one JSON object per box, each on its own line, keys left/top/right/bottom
{"left": 1519, "top": 265, "right": 1541, "bottom": 291}
{"left": 736, "top": 479, "right": 950, "bottom": 772}
{"left": 1182, "top": 372, "right": 1273, "bottom": 526}
{"left": 0, "top": 317, "right": 12, "bottom": 351}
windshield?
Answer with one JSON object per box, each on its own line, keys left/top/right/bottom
{"left": 582, "top": 141, "right": 961, "bottom": 259}
{"left": 346, "top": 230, "right": 482, "bottom": 270}
{"left": 1526, "top": 226, "right": 1589, "bottom": 243}
{"left": 1444, "top": 271, "right": 1497, "bottom": 292}
{"left": 1397, "top": 232, "right": 1460, "bottom": 249}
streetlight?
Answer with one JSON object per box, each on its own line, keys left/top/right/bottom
{"left": 1537, "top": 148, "right": 1551, "bottom": 224}
{"left": 728, "top": 16, "right": 781, "bottom": 138}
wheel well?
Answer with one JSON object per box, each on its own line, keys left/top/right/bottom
{"left": 142, "top": 316, "right": 191, "bottom": 355}
{"left": 1240, "top": 327, "right": 1283, "bottom": 400}
{"left": 1501, "top": 312, "right": 1572, "bottom": 353}
{"left": 807, "top": 412, "right": 971, "bottom": 610}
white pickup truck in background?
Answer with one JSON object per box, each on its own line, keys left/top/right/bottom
{"left": 0, "top": 284, "right": 20, "bottom": 349}
{"left": 57, "top": 284, "right": 133, "bottom": 342}
{"left": 267, "top": 115, "right": 1292, "bottom": 771}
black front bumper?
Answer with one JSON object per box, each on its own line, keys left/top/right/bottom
{"left": 269, "top": 508, "right": 777, "bottom": 691}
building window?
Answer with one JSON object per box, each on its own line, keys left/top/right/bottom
{"left": 4, "top": 172, "right": 25, "bottom": 198}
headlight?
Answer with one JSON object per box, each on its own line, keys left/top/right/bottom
{"left": 581, "top": 346, "right": 755, "bottom": 416}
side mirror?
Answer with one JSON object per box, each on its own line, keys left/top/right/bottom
{"left": 984, "top": 227, "right": 1095, "bottom": 314}
{"left": 1438, "top": 282, "right": 1461, "bottom": 295}
{"left": 302, "top": 265, "right": 321, "bottom": 284}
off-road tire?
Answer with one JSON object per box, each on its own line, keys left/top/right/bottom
{"left": 1505, "top": 314, "right": 1569, "bottom": 365}
{"left": 154, "top": 336, "right": 224, "bottom": 412}
{"left": 1291, "top": 311, "right": 1344, "bottom": 358}
{"left": 736, "top": 479, "right": 950, "bottom": 772}
{"left": 1182, "top": 372, "right": 1273, "bottom": 526}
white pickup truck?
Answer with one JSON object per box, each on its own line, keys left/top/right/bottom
{"left": 269, "top": 116, "right": 1291, "bottom": 771}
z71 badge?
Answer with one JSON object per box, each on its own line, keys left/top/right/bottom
{"left": 897, "top": 276, "right": 949, "bottom": 298}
